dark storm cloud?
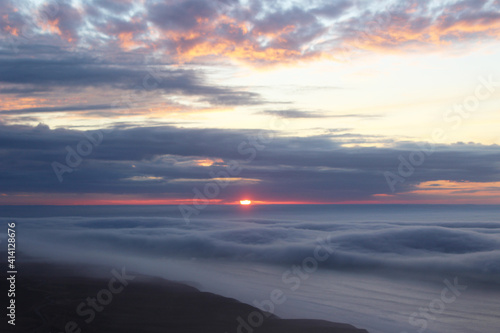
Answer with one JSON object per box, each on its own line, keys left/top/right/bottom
{"left": 1, "top": 123, "right": 499, "bottom": 201}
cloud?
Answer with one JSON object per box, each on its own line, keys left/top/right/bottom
{"left": 0, "top": 54, "right": 262, "bottom": 107}
{"left": 311, "top": 1, "right": 353, "bottom": 18}
{"left": 261, "top": 110, "right": 330, "bottom": 118}
{"left": 0, "top": 104, "right": 115, "bottom": 114}
{"left": 3, "top": 207, "right": 499, "bottom": 333}
{"left": 6, "top": 212, "right": 500, "bottom": 284}
{"left": 260, "top": 110, "right": 381, "bottom": 119}
{"left": 0, "top": 0, "right": 29, "bottom": 38}
{"left": 0, "top": 57, "right": 191, "bottom": 91}
{"left": 338, "top": 0, "right": 500, "bottom": 53}
{"left": 89, "top": 0, "right": 136, "bottom": 14}
{"left": 144, "top": 1, "right": 329, "bottom": 65}
{"left": 0, "top": 123, "right": 500, "bottom": 203}
{"left": 38, "top": 2, "right": 83, "bottom": 43}
{"left": 3, "top": 0, "right": 499, "bottom": 66}
{"left": 148, "top": 0, "right": 219, "bottom": 32}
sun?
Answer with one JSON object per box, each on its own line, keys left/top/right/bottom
{"left": 239, "top": 200, "right": 252, "bottom": 205}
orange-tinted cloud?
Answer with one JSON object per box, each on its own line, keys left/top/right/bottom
{"left": 340, "top": 1, "right": 500, "bottom": 53}
{"left": 0, "top": 96, "right": 48, "bottom": 111}
{"left": 193, "top": 158, "right": 224, "bottom": 167}
{"left": 118, "top": 31, "right": 143, "bottom": 50}
{"left": 4, "top": 1, "right": 500, "bottom": 66}
{"left": 37, "top": 2, "right": 82, "bottom": 43}
{"left": 40, "top": 18, "right": 62, "bottom": 36}
{"left": 405, "top": 180, "right": 500, "bottom": 204}
{"left": 148, "top": 2, "right": 328, "bottom": 65}
{"left": 4, "top": 25, "right": 19, "bottom": 36}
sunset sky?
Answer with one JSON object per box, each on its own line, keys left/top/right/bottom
{"left": 1, "top": 0, "right": 500, "bottom": 205}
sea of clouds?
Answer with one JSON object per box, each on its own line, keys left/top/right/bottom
{"left": 3, "top": 207, "right": 500, "bottom": 286}
{"left": 2, "top": 205, "right": 500, "bottom": 333}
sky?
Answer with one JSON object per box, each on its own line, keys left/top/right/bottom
{"left": 0, "top": 0, "right": 500, "bottom": 205}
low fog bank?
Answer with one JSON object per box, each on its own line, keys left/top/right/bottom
{"left": 2, "top": 207, "right": 500, "bottom": 333}
{"left": 3, "top": 214, "right": 499, "bottom": 286}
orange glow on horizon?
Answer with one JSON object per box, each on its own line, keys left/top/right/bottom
{"left": 2, "top": 190, "right": 500, "bottom": 206}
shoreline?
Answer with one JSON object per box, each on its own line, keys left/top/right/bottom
{"left": 4, "top": 262, "right": 369, "bottom": 333}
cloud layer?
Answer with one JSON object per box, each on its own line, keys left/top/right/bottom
{"left": 1, "top": 1, "right": 499, "bottom": 204}
{"left": 1, "top": 122, "right": 500, "bottom": 203}
{"left": 2, "top": 0, "right": 500, "bottom": 65}
{"left": 3, "top": 205, "right": 500, "bottom": 284}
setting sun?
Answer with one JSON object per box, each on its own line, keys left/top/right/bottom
{"left": 239, "top": 200, "right": 252, "bottom": 205}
